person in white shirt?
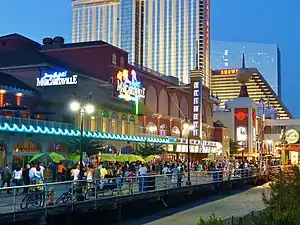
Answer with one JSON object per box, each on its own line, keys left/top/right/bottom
{"left": 29, "top": 165, "right": 37, "bottom": 184}
{"left": 13, "top": 166, "right": 23, "bottom": 193}
{"left": 138, "top": 164, "right": 148, "bottom": 176}
{"left": 71, "top": 165, "right": 80, "bottom": 181}
{"left": 162, "top": 164, "right": 170, "bottom": 187}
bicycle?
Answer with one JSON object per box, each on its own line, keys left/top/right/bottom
{"left": 20, "top": 188, "right": 45, "bottom": 210}
{"left": 56, "top": 184, "right": 90, "bottom": 204}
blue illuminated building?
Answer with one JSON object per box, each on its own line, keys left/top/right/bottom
{"left": 72, "top": 0, "right": 211, "bottom": 86}
{"left": 211, "top": 40, "right": 281, "bottom": 96}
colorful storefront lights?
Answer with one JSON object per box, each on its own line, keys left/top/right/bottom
{"left": 0, "top": 122, "right": 173, "bottom": 144}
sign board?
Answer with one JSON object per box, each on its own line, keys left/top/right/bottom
{"left": 192, "top": 80, "right": 202, "bottom": 137}
{"left": 291, "top": 151, "right": 298, "bottom": 165}
{"left": 37, "top": 71, "right": 77, "bottom": 87}
{"left": 116, "top": 69, "right": 145, "bottom": 101}
{"left": 220, "top": 69, "right": 239, "bottom": 75}
{"left": 285, "top": 129, "right": 300, "bottom": 144}
{"left": 236, "top": 126, "right": 247, "bottom": 147}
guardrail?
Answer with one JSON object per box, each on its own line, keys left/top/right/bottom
{"left": 0, "top": 168, "right": 258, "bottom": 214}
{"left": 0, "top": 116, "right": 74, "bottom": 130}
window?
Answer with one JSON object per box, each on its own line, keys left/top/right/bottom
{"left": 171, "top": 126, "right": 181, "bottom": 137}
{"left": 112, "top": 53, "right": 117, "bottom": 65}
{"left": 90, "top": 116, "right": 96, "bottom": 131}
{"left": 120, "top": 57, "right": 125, "bottom": 67}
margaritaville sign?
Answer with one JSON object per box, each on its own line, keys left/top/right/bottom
{"left": 116, "top": 69, "right": 145, "bottom": 101}
{"left": 36, "top": 71, "right": 78, "bottom": 87}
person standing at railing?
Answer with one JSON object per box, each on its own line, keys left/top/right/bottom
{"left": 162, "top": 164, "right": 170, "bottom": 187}
{"left": 138, "top": 164, "right": 148, "bottom": 192}
{"left": 171, "top": 164, "right": 179, "bottom": 188}
{"left": 22, "top": 164, "right": 30, "bottom": 194}
{"left": 1, "top": 164, "right": 12, "bottom": 193}
{"left": 13, "top": 166, "right": 22, "bottom": 194}
{"left": 57, "top": 162, "right": 67, "bottom": 182}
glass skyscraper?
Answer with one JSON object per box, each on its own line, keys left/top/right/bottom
{"left": 211, "top": 40, "right": 281, "bottom": 96}
{"left": 72, "top": 0, "right": 211, "bottom": 86}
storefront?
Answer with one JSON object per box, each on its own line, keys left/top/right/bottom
{"left": 167, "top": 138, "right": 223, "bottom": 161}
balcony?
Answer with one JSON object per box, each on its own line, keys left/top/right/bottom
{"left": 0, "top": 116, "right": 75, "bottom": 130}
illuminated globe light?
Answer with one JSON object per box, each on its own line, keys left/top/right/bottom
{"left": 85, "top": 104, "right": 95, "bottom": 114}
{"left": 70, "top": 101, "right": 80, "bottom": 111}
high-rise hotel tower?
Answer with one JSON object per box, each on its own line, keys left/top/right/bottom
{"left": 72, "top": 0, "right": 211, "bottom": 86}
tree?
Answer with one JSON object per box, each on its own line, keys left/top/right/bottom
{"left": 68, "top": 137, "right": 104, "bottom": 156}
{"left": 230, "top": 140, "right": 240, "bottom": 156}
{"left": 134, "top": 142, "right": 165, "bottom": 157}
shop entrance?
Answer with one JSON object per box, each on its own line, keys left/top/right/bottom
{"left": 12, "top": 141, "right": 41, "bottom": 169}
{"left": 12, "top": 155, "right": 31, "bottom": 169}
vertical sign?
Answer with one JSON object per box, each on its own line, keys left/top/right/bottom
{"left": 193, "top": 80, "right": 202, "bottom": 137}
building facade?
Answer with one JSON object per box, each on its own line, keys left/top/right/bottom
{"left": 72, "top": 0, "right": 211, "bottom": 86}
{"left": 211, "top": 68, "right": 292, "bottom": 119}
{"left": 211, "top": 41, "right": 281, "bottom": 96}
{"left": 0, "top": 33, "right": 221, "bottom": 166}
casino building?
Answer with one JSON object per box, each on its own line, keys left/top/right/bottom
{"left": 211, "top": 68, "right": 292, "bottom": 119}
{"left": 0, "top": 34, "right": 225, "bottom": 166}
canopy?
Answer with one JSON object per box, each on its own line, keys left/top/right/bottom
{"left": 115, "top": 154, "right": 145, "bottom": 163}
{"left": 48, "top": 152, "right": 65, "bottom": 163}
{"left": 98, "top": 154, "right": 116, "bottom": 162}
{"left": 29, "top": 153, "right": 44, "bottom": 163}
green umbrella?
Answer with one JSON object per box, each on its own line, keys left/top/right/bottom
{"left": 133, "top": 155, "right": 145, "bottom": 163}
{"left": 29, "top": 153, "right": 44, "bottom": 163}
{"left": 49, "top": 152, "right": 65, "bottom": 163}
{"left": 99, "top": 154, "right": 116, "bottom": 162}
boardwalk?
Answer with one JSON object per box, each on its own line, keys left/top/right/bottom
{"left": 119, "top": 183, "right": 270, "bottom": 225}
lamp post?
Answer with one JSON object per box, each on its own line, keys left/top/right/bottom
{"left": 258, "top": 97, "right": 266, "bottom": 173}
{"left": 183, "top": 118, "right": 194, "bottom": 185}
{"left": 70, "top": 98, "right": 95, "bottom": 180}
{"left": 268, "top": 138, "right": 272, "bottom": 167}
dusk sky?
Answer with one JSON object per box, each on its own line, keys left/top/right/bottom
{"left": 1, "top": 0, "right": 299, "bottom": 117}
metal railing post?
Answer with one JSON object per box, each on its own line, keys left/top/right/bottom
{"left": 13, "top": 188, "right": 16, "bottom": 213}
{"left": 94, "top": 180, "right": 97, "bottom": 206}
{"left": 44, "top": 183, "right": 48, "bottom": 215}
{"left": 71, "top": 181, "right": 74, "bottom": 211}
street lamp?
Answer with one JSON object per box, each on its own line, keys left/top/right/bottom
{"left": 183, "top": 118, "right": 194, "bottom": 185}
{"left": 268, "top": 138, "right": 272, "bottom": 166}
{"left": 70, "top": 98, "right": 95, "bottom": 180}
{"left": 258, "top": 97, "right": 266, "bottom": 173}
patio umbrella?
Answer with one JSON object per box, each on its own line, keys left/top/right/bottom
{"left": 48, "top": 152, "right": 65, "bottom": 163}
{"left": 99, "top": 154, "right": 116, "bottom": 162}
{"left": 29, "top": 153, "right": 44, "bottom": 163}
{"left": 133, "top": 155, "right": 146, "bottom": 163}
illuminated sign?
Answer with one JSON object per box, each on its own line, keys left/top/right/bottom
{"left": 285, "top": 129, "right": 300, "bottom": 144}
{"left": 291, "top": 151, "right": 298, "bottom": 165}
{"left": 220, "top": 69, "right": 239, "bottom": 75}
{"left": 116, "top": 69, "right": 145, "bottom": 101}
{"left": 236, "top": 126, "right": 247, "bottom": 147}
{"left": 36, "top": 71, "right": 77, "bottom": 87}
{"left": 192, "top": 80, "right": 202, "bottom": 137}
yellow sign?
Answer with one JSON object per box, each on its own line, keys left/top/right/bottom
{"left": 285, "top": 129, "right": 300, "bottom": 144}
{"left": 220, "top": 69, "right": 239, "bottom": 75}
{"left": 291, "top": 151, "right": 298, "bottom": 165}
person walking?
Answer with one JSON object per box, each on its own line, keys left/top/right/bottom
{"left": 22, "top": 164, "right": 30, "bottom": 194}
{"left": 13, "top": 166, "right": 23, "bottom": 194}
{"left": 2, "top": 164, "right": 12, "bottom": 193}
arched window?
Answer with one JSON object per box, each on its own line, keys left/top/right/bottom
{"left": 101, "top": 111, "right": 109, "bottom": 132}
{"left": 129, "top": 116, "right": 136, "bottom": 136}
{"left": 120, "top": 57, "right": 125, "bottom": 67}
{"left": 158, "top": 89, "right": 168, "bottom": 115}
{"left": 159, "top": 124, "right": 169, "bottom": 136}
{"left": 110, "top": 112, "right": 118, "bottom": 133}
{"left": 121, "top": 114, "right": 128, "bottom": 134}
{"left": 138, "top": 120, "right": 144, "bottom": 134}
{"left": 145, "top": 85, "right": 157, "bottom": 114}
{"left": 146, "top": 122, "right": 157, "bottom": 135}
{"left": 171, "top": 126, "right": 181, "bottom": 137}
{"left": 112, "top": 53, "right": 117, "bottom": 65}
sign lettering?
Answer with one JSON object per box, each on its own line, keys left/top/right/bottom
{"left": 36, "top": 71, "right": 78, "bottom": 87}
{"left": 116, "top": 69, "right": 145, "bottom": 101}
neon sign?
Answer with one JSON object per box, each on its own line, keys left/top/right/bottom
{"left": 220, "top": 69, "right": 239, "bottom": 75}
{"left": 36, "top": 71, "right": 78, "bottom": 87}
{"left": 192, "top": 80, "right": 202, "bottom": 137}
{"left": 116, "top": 69, "right": 145, "bottom": 101}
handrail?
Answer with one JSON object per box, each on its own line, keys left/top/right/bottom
{"left": 0, "top": 168, "right": 259, "bottom": 214}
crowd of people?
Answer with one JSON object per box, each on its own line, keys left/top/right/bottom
{"left": 0, "top": 156, "right": 276, "bottom": 194}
